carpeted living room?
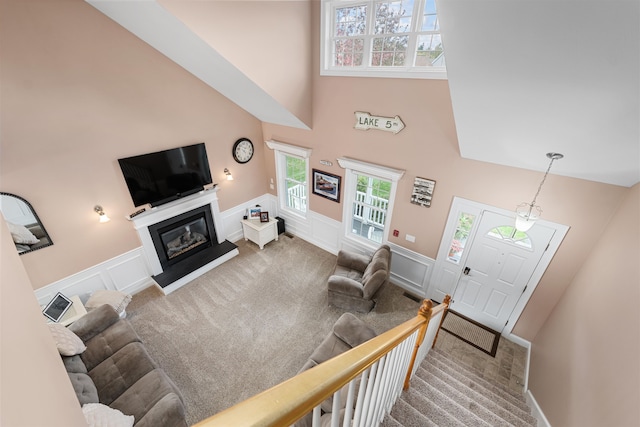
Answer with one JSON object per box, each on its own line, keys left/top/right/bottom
{"left": 2, "top": 0, "right": 638, "bottom": 426}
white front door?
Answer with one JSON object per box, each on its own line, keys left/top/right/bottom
{"left": 450, "top": 211, "right": 555, "bottom": 331}
{"left": 427, "top": 197, "right": 569, "bottom": 335}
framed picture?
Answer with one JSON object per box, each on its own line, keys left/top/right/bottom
{"left": 249, "top": 207, "right": 261, "bottom": 219}
{"left": 42, "top": 292, "right": 73, "bottom": 322}
{"left": 312, "top": 169, "right": 341, "bottom": 203}
{"left": 260, "top": 211, "right": 270, "bottom": 223}
{"left": 410, "top": 177, "right": 436, "bottom": 207}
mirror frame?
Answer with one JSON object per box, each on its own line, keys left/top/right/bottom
{"left": 0, "top": 192, "right": 54, "bottom": 255}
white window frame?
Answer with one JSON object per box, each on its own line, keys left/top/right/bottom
{"left": 266, "top": 140, "right": 312, "bottom": 218}
{"left": 337, "top": 157, "right": 405, "bottom": 249}
{"left": 321, "top": 0, "right": 447, "bottom": 80}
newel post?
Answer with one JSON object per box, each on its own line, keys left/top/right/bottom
{"left": 403, "top": 299, "right": 433, "bottom": 390}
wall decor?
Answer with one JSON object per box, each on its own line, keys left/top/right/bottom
{"left": 354, "top": 111, "right": 405, "bottom": 134}
{"left": 410, "top": 177, "right": 436, "bottom": 207}
{"left": 260, "top": 211, "right": 270, "bottom": 223}
{"left": 312, "top": 169, "right": 341, "bottom": 203}
{"left": 232, "top": 137, "right": 254, "bottom": 163}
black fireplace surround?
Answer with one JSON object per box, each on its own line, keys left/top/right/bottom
{"left": 149, "top": 205, "right": 217, "bottom": 271}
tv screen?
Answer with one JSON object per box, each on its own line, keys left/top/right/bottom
{"left": 118, "top": 143, "right": 213, "bottom": 207}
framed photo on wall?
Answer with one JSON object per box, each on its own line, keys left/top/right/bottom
{"left": 312, "top": 169, "right": 341, "bottom": 203}
{"left": 410, "top": 177, "right": 436, "bottom": 207}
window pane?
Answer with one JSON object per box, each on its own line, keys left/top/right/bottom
{"left": 448, "top": 212, "right": 475, "bottom": 263}
{"left": 371, "top": 36, "right": 408, "bottom": 66}
{"left": 335, "top": 5, "right": 367, "bottom": 36}
{"left": 285, "top": 155, "right": 307, "bottom": 213}
{"left": 415, "top": 34, "right": 443, "bottom": 67}
{"left": 351, "top": 174, "right": 391, "bottom": 243}
{"left": 375, "top": 0, "right": 414, "bottom": 34}
{"left": 334, "top": 38, "right": 365, "bottom": 67}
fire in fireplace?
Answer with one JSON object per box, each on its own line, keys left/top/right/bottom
{"left": 148, "top": 205, "right": 217, "bottom": 270}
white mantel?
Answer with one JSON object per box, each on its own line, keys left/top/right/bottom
{"left": 130, "top": 187, "right": 226, "bottom": 277}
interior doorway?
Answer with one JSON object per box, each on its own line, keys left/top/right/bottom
{"left": 427, "top": 197, "right": 569, "bottom": 335}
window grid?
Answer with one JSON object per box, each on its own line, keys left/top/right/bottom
{"left": 447, "top": 212, "right": 475, "bottom": 264}
{"left": 327, "top": 0, "right": 444, "bottom": 75}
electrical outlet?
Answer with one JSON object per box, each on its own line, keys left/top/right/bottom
{"left": 393, "top": 229, "right": 399, "bottom": 237}
{"left": 405, "top": 234, "right": 416, "bottom": 243}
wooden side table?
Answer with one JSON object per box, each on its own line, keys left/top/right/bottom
{"left": 241, "top": 218, "right": 278, "bottom": 249}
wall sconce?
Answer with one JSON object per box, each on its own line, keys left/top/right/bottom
{"left": 94, "top": 205, "right": 110, "bottom": 223}
{"left": 224, "top": 168, "right": 234, "bottom": 181}
{"left": 515, "top": 152, "right": 563, "bottom": 232}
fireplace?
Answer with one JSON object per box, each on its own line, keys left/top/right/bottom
{"left": 149, "top": 205, "right": 216, "bottom": 270}
{"left": 130, "top": 188, "right": 239, "bottom": 294}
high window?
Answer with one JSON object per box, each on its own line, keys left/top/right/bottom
{"left": 338, "top": 157, "right": 404, "bottom": 248}
{"left": 266, "top": 140, "right": 312, "bottom": 217}
{"left": 321, "top": 0, "right": 446, "bottom": 79}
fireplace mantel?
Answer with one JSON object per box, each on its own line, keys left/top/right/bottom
{"left": 130, "top": 188, "right": 238, "bottom": 294}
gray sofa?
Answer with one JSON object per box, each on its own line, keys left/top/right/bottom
{"left": 296, "top": 313, "right": 378, "bottom": 427}
{"left": 64, "top": 304, "right": 187, "bottom": 427}
{"left": 327, "top": 245, "right": 391, "bottom": 312}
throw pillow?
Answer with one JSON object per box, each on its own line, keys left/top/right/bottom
{"left": 48, "top": 323, "right": 86, "bottom": 356}
{"left": 85, "top": 290, "right": 132, "bottom": 315}
{"left": 6, "top": 222, "right": 40, "bottom": 244}
{"left": 82, "top": 403, "right": 134, "bottom": 427}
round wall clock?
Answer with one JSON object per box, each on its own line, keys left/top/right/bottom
{"left": 232, "top": 138, "right": 254, "bottom": 164}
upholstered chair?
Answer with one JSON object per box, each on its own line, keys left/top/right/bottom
{"left": 327, "top": 245, "right": 391, "bottom": 312}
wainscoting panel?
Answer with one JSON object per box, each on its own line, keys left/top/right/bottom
{"left": 35, "top": 247, "right": 154, "bottom": 306}
{"left": 387, "top": 242, "right": 434, "bottom": 298}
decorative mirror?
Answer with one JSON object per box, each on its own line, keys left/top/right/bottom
{"left": 0, "top": 192, "right": 53, "bottom": 254}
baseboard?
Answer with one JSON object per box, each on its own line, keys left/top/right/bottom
{"left": 526, "top": 389, "right": 552, "bottom": 427}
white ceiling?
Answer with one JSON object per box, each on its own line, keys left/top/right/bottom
{"left": 438, "top": 0, "right": 639, "bottom": 187}
{"left": 87, "top": 0, "right": 639, "bottom": 187}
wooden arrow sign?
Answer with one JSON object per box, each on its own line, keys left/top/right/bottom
{"left": 354, "top": 111, "right": 405, "bottom": 134}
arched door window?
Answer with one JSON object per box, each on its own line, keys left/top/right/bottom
{"left": 487, "top": 225, "right": 532, "bottom": 249}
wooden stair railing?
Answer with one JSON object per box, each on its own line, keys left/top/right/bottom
{"left": 193, "top": 296, "right": 450, "bottom": 427}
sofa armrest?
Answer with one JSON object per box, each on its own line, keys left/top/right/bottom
{"left": 134, "top": 393, "right": 187, "bottom": 427}
{"left": 68, "top": 304, "right": 120, "bottom": 343}
{"left": 335, "top": 250, "right": 370, "bottom": 273}
{"left": 328, "top": 275, "right": 364, "bottom": 297}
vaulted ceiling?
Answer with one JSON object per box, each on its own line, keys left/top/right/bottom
{"left": 87, "top": 0, "right": 639, "bottom": 187}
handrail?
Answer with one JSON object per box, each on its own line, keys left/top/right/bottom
{"left": 194, "top": 297, "right": 449, "bottom": 427}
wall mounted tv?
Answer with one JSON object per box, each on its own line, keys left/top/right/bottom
{"left": 118, "top": 143, "right": 213, "bottom": 207}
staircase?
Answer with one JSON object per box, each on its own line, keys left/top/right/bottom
{"left": 383, "top": 348, "right": 537, "bottom": 427}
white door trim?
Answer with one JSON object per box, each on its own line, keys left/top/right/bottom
{"left": 428, "top": 197, "right": 569, "bottom": 335}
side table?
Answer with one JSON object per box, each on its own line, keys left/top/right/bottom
{"left": 241, "top": 218, "right": 278, "bottom": 249}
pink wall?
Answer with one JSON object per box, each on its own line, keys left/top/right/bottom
{"left": 161, "top": 0, "right": 313, "bottom": 128}
{"left": 529, "top": 184, "right": 639, "bottom": 426}
{"left": 0, "top": 216, "right": 87, "bottom": 426}
{"left": 1, "top": 0, "right": 268, "bottom": 289}
{"left": 262, "top": 2, "right": 630, "bottom": 340}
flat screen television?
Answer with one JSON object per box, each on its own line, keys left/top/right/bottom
{"left": 118, "top": 143, "right": 213, "bottom": 207}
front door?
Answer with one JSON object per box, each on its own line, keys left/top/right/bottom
{"left": 427, "top": 197, "right": 568, "bottom": 334}
{"left": 450, "top": 211, "right": 555, "bottom": 331}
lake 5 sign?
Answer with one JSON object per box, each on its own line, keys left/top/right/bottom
{"left": 354, "top": 111, "right": 405, "bottom": 134}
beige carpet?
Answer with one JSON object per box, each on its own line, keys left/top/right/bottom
{"left": 126, "top": 235, "right": 421, "bottom": 425}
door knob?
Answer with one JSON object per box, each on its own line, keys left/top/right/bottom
{"left": 463, "top": 266, "right": 471, "bottom": 275}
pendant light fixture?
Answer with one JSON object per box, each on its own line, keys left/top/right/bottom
{"left": 515, "top": 152, "right": 563, "bottom": 232}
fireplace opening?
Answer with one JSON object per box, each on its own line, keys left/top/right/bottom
{"left": 149, "top": 205, "right": 217, "bottom": 270}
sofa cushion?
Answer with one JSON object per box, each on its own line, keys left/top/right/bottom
{"left": 86, "top": 291, "right": 132, "bottom": 315}
{"left": 80, "top": 319, "right": 142, "bottom": 372}
{"left": 63, "top": 354, "right": 88, "bottom": 374}
{"left": 88, "top": 342, "right": 158, "bottom": 406}
{"left": 332, "top": 313, "right": 377, "bottom": 348}
{"left": 110, "top": 369, "right": 186, "bottom": 427}
{"left": 82, "top": 402, "right": 134, "bottom": 427}
{"left": 48, "top": 323, "right": 86, "bottom": 356}
{"left": 68, "top": 372, "right": 99, "bottom": 405}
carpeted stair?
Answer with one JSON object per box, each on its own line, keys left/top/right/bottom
{"left": 383, "top": 348, "right": 537, "bottom": 427}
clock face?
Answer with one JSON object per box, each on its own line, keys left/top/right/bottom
{"left": 232, "top": 138, "right": 254, "bottom": 164}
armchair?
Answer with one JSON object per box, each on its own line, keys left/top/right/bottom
{"left": 327, "top": 245, "right": 391, "bottom": 312}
